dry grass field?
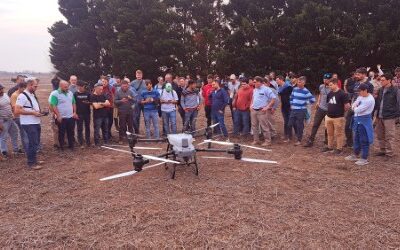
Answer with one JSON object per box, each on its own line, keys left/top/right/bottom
{"left": 0, "top": 73, "right": 399, "bottom": 248}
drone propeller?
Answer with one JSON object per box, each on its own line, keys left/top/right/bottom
{"left": 190, "top": 123, "right": 220, "bottom": 134}
{"left": 198, "top": 140, "right": 272, "bottom": 152}
{"left": 201, "top": 156, "right": 277, "bottom": 164}
{"left": 101, "top": 146, "right": 180, "bottom": 164}
{"left": 104, "top": 144, "right": 162, "bottom": 150}
{"left": 100, "top": 162, "right": 165, "bottom": 181}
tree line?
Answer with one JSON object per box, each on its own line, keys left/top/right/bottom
{"left": 49, "top": 0, "right": 400, "bottom": 85}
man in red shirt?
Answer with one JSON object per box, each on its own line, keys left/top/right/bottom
{"left": 101, "top": 76, "right": 116, "bottom": 139}
{"left": 202, "top": 74, "right": 214, "bottom": 127}
{"left": 232, "top": 77, "right": 253, "bottom": 136}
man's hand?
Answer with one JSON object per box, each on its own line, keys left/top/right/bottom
{"left": 33, "top": 111, "right": 43, "bottom": 117}
{"left": 57, "top": 117, "right": 63, "bottom": 123}
{"left": 122, "top": 98, "right": 128, "bottom": 103}
{"left": 377, "top": 64, "right": 381, "bottom": 69}
{"left": 218, "top": 110, "right": 223, "bottom": 114}
{"left": 73, "top": 113, "right": 79, "bottom": 119}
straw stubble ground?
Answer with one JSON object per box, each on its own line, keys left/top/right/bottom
{"left": 0, "top": 74, "right": 399, "bottom": 248}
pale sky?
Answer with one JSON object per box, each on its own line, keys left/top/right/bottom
{"left": 0, "top": 0, "right": 64, "bottom": 72}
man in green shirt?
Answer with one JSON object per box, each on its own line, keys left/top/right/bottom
{"left": 49, "top": 80, "right": 78, "bottom": 150}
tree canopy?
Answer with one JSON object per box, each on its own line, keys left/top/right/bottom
{"left": 49, "top": 0, "right": 400, "bottom": 84}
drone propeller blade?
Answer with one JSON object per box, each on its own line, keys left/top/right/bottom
{"left": 201, "top": 140, "right": 271, "bottom": 152}
{"left": 240, "top": 145, "right": 272, "bottom": 152}
{"left": 99, "top": 162, "right": 165, "bottom": 181}
{"left": 202, "top": 156, "right": 277, "bottom": 164}
{"left": 142, "top": 154, "right": 180, "bottom": 164}
{"left": 100, "top": 170, "right": 138, "bottom": 181}
{"left": 241, "top": 158, "right": 278, "bottom": 164}
{"left": 101, "top": 146, "right": 180, "bottom": 164}
{"left": 190, "top": 123, "right": 220, "bottom": 134}
{"left": 104, "top": 145, "right": 162, "bottom": 150}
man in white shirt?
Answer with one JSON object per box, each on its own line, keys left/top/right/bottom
{"left": 15, "top": 78, "right": 44, "bottom": 170}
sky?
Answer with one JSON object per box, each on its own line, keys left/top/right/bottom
{"left": 0, "top": 0, "right": 64, "bottom": 73}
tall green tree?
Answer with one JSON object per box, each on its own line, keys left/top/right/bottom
{"left": 49, "top": 0, "right": 102, "bottom": 82}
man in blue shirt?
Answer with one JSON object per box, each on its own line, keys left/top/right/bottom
{"left": 141, "top": 80, "right": 160, "bottom": 139}
{"left": 289, "top": 76, "right": 316, "bottom": 146}
{"left": 209, "top": 80, "right": 230, "bottom": 141}
{"left": 251, "top": 76, "right": 277, "bottom": 147}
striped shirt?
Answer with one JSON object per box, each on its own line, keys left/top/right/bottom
{"left": 290, "top": 87, "right": 315, "bottom": 110}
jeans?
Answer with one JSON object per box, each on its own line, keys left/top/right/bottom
{"left": 0, "top": 118, "right": 19, "bottom": 153}
{"left": 308, "top": 107, "right": 327, "bottom": 143}
{"left": 14, "top": 118, "right": 29, "bottom": 152}
{"left": 212, "top": 110, "right": 228, "bottom": 137}
{"left": 184, "top": 110, "right": 198, "bottom": 132}
{"left": 162, "top": 110, "right": 177, "bottom": 134}
{"left": 94, "top": 117, "right": 109, "bottom": 145}
{"left": 106, "top": 108, "right": 113, "bottom": 138}
{"left": 345, "top": 110, "right": 354, "bottom": 146}
{"left": 144, "top": 110, "right": 160, "bottom": 139}
{"left": 353, "top": 124, "right": 370, "bottom": 159}
{"left": 288, "top": 109, "right": 307, "bottom": 142}
{"left": 118, "top": 112, "right": 133, "bottom": 140}
{"left": 205, "top": 105, "right": 212, "bottom": 127}
{"left": 233, "top": 110, "right": 250, "bottom": 135}
{"left": 21, "top": 124, "right": 41, "bottom": 167}
{"left": 57, "top": 117, "right": 76, "bottom": 149}
{"left": 133, "top": 104, "right": 143, "bottom": 134}
{"left": 77, "top": 113, "right": 91, "bottom": 146}
{"left": 282, "top": 109, "right": 292, "bottom": 139}
{"left": 177, "top": 105, "right": 185, "bottom": 131}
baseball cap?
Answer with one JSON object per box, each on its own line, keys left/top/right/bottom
{"left": 239, "top": 77, "right": 248, "bottom": 83}
{"left": 355, "top": 67, "right": 368, "bottom": 75}
{"left": 323, "top": 73, "right": 332, "bottom": 79}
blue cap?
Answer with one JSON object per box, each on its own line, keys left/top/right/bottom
{"left": 323, "top": 73, "right": 332, "bottom": 79}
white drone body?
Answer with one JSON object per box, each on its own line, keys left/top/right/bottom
{"left": 167, "top": 133, "right": 196, "bottom": 159}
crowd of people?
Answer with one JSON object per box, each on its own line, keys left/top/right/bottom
{"left": 0, "top": 66, "right": 399, "bottom": 170}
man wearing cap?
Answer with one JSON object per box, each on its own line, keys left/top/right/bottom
{"left": 345, "top": 84, "right": 375, "bottom": 166}
{"left": 10, "top": 82, "right": 29, "bottom": 152}
{"left": 74, "top": 80, "right": 92, "bottom": 147}
{"left": 49, "top": 80, "right": 78, "bottom": 150}
{"left": 14, "top": 78, "right": 44, "bottom": 170}
{"left": 374, "top": 73, "right": 400, "bottom": 157}
{"left": 160, "top": 82, "right": 178, "bottom": 134}
{"left": 304, "top": 74, "right": 331, "bottom": 147}
{"left": 250, "top": 77, "right": 277, "bottom": 147}
{"left": 344, "top": 67, "right": 374, "bottom": 147}
{"left": 114, "top": 80, "right": 136, "bottom": 143}
{"left": 0, "top": 84, "right": 22, "bottom": 158}
{"left": 7, "top": 75, "right": 25, "bottom": 97}
{"left": 228, "top": 74, "right": 240, "bottom": 123}
{"left": 232, "top": 77, "right": 253, "bottom": 136}
{"left": 91, "top": 82, "right": 111, "bottom": 146}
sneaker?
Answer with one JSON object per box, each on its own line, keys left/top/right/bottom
{"left": 251, "top": 141, "right": 260, "bottom": 146}
{"left": 225, "top": 138, "right": 230, "bottom": 143}
{"left": 321, "top": 147, "right": 334, "bottom": 153}
{"left": 303, "top": 141, "right": 313, "bottom": 147}
{"left": 294, "top": 141, "right": 301, "bottom": 146}
{"left": 32, "top": 165, "right": 43, "bottom": 170}
{"left": 345, "top": 155, "right": 360, "bottom": 161}
{"left": 1, "top": 151, "right": 8, "bottom": 158}
{"left": 80, "top": 145, "right": 85, "bottom": 149}
{"left": 355, "top": 159, "right": 369, "bottom": 166}
{"left": 375, "top": 152, "right": 386, "bottom": 157}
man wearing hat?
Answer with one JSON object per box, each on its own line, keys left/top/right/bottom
{"left": 345, "top": 84, "right": 375, "bottom": 165}
{"left": 0, "top": 84, "right": 22, "bottom": 157}
{"left": 228, "top": 74, "right": 240, "bottom": 124}
{"left": 304, "top": 73, "right": 332, "bottom": 147}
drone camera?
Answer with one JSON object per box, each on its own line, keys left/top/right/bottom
{"left": 228, "top": 144, "right": 243, "bottom": 160}
{"left": 133, "top": 154, "right": 149, "bottom": 172}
